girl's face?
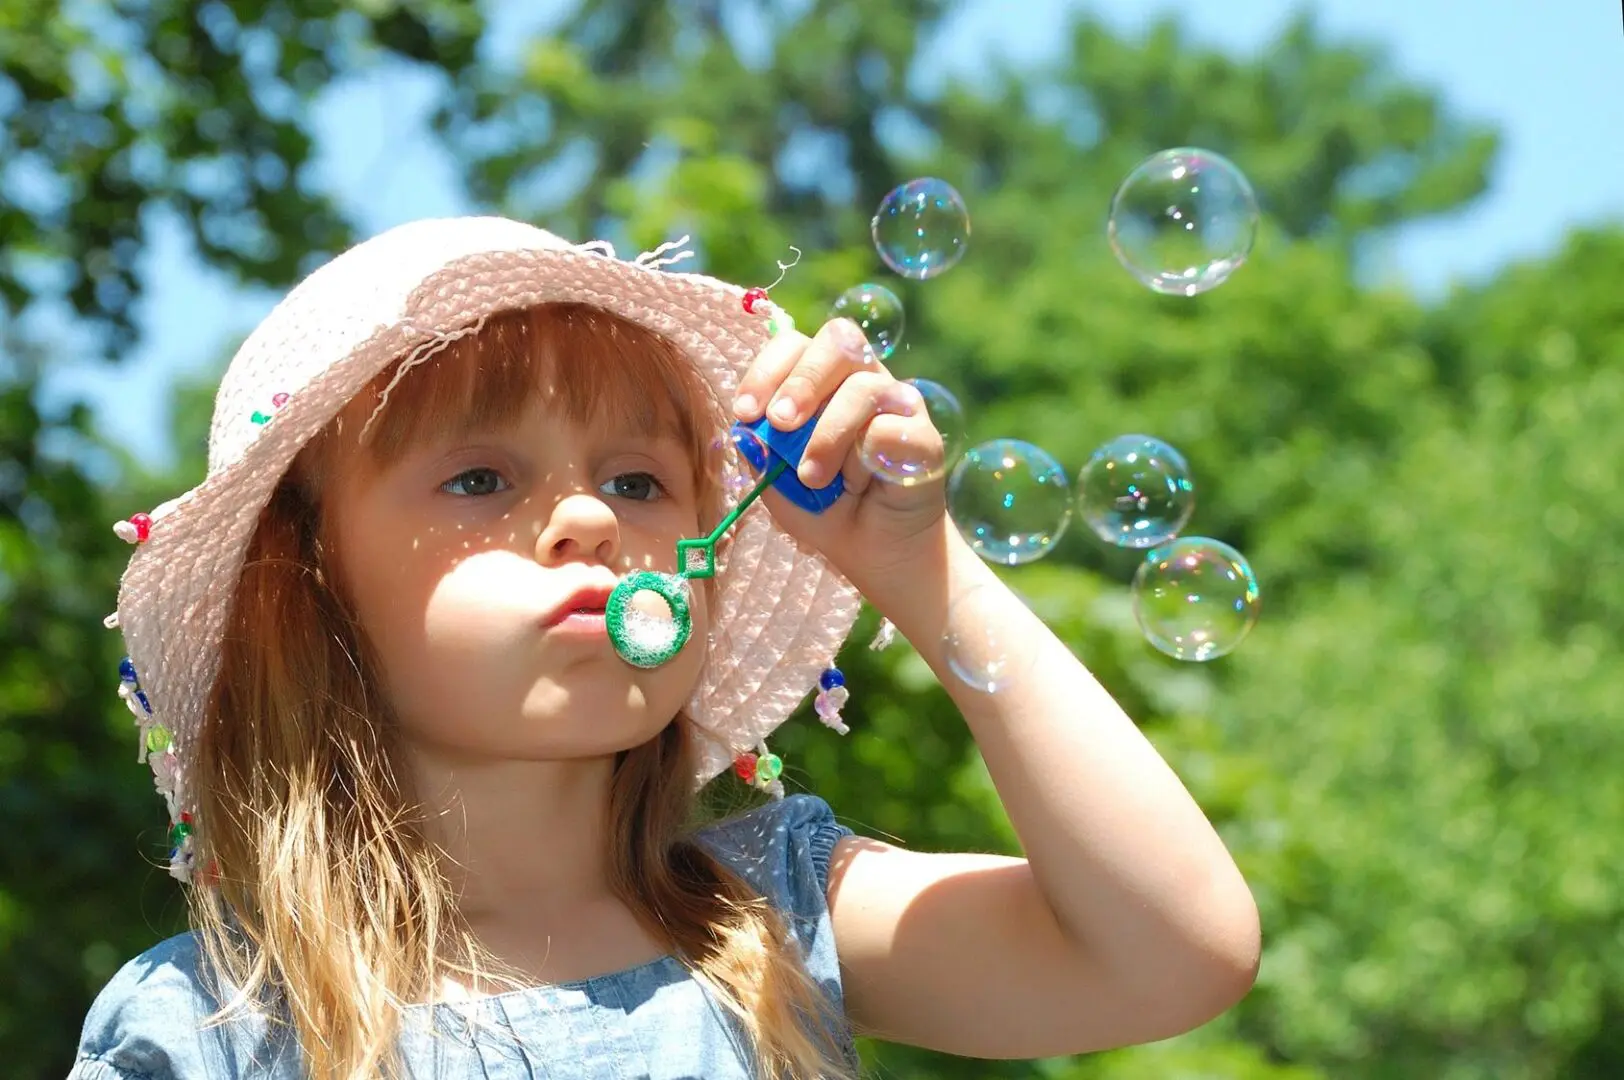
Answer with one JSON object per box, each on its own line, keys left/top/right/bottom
{"left": 323, "top": 324, "right": 714, "bottom": 768}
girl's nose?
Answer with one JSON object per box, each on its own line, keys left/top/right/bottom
{"left": 535, "top": 492, "right": 620, "bottom": 567}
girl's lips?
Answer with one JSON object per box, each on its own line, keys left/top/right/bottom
{"left": 547, "top": 610, "right": 608, "bottom": 638}
{"left": 540, "top": 583, "right": 616, "bottom": 627}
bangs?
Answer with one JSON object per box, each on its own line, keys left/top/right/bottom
{"left": 349, "top": 303, "right": 721, "bottom": 488}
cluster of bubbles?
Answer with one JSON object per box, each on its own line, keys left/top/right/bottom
{"left": 836, "top": 152, "right": 1262, "bottom": 691}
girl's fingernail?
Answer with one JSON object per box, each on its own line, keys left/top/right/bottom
{"left": 770, "top": 397, "right": 797, "bottom": 422}
{"left": 735, "top": 394, "right": 758, "bottom": 418}
{"left": 798, "top": 459, "right": 822, "bottom": 486}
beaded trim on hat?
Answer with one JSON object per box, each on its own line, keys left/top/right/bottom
{"left": 115, "top": 655, "right": 194, "bottom": 880}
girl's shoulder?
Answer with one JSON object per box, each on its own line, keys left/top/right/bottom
{"left": 69, "top": 932, "right": 300, "bottom": 1080}
{"left": 695, "top": 792, "right": 853, "bottom": 918}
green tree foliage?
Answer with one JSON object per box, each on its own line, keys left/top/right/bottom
{"left": 4, "top": 2, "right": 1619, "bottom": 1079}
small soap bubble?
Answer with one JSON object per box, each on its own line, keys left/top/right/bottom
{"left": 1108, "top": 148, "right": 1258, "bottom": 296}
{"left": 1132, "top": 537, "right": 1260, "bottom": 661}
{"left": 909, "top": 379, "right": 967, "bottom": 462}
{"left": 830, "top": 283, "right": 904, "bottom": 361}
{"left": 943, "top": 585, "right": 1029, "bottom": 693}
{"left": 727, "top": 425, "right": 771, "bottom": 496}
{"left": 947, "top": 439, "right": 1073, "bottom": 566}
{"left": 859, "top": 378, "right": 967, "bottom": 486}
{"left": 872, "top": 178, "right": 970, "bottom": 280}
{"left": 1076, "top": 434, "right": 1195, "bottom": 549}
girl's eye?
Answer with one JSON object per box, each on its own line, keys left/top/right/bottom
{"left": 441, "top": 467, "right": 511, "bottom": 497}
{"left": 599, "top": 472, "right": 665, "bottom": 502}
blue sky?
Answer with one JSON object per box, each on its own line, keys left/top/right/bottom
{"left": 43, "top": 0, "right": 1624, "bottom": 469}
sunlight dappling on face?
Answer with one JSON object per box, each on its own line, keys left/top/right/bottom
{"left": 318, "top": 304, "right": 723, "bottom": 769}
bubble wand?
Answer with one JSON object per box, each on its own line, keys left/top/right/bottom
{"left": 608, "top": 278, "right": 846, "bottom": 670}
{"left": 606, "top": 454, "right": 790, "bottom": 669}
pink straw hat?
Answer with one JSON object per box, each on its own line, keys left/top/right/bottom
{"left": 108, "top": 216, "right": 863, "bottom": 880}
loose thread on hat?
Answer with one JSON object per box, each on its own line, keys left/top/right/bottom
{"left": 361, "top": 315, "right": 490, "bottom": 441}
{"left": 763, "top": 246, "right": 802, "bottom": 293}
{"left": 739, "top": 247, "right": 804, "bottom": 337}
{"left": 634, "top": 235, "right": 695, "bottom": 271}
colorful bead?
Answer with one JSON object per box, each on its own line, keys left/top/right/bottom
{"left": 271, "top": 392, "right": 289, "bottom": 408}
{"left": 756, "top": 753, "right": 783, "bottom": 783}
{"left": 169, "top": 820, "right": 193, "bottom": 846}
{"left": 742, "top": 287, "right": 769, "bottom": 313}
{"left": 119, "top": 657, "right": 138, "bottom": 683}
{"left": 145, "top": 725, "right": 171, "bottom": 753}
{"left": 134, "top": 689, "right": 152, "bottom": 715}
{"left": 250, "top": 411, "right": 270, "bottom": 425}
{"left": 767, "top": 311, "right": 795, "bottom": 337}
{"left": 819, "top": 667, "right": 845, "bottom": 691}
{"left": 733, "top": 752, "right": 758, "bottom": 783}
{"left": 114, "top": 512, "right": 154, "bottom": 544}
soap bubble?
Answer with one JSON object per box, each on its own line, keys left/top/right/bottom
{"left": 1132, "top": 537, "right": 1260, "bottom": 661}
{"left": 943, "top": 584, "right": 1031, "bottom": 693}
{"left": 908, "top": 379, "right": 968, "bottom": 472}
{"left": 1108, "top": 148, "right": 1258, "bottom": 296}
{"left": 830, "top": 283, "right": 904, "bottom": 361}
{"left": 1076, "top": 434, "right": 1195, "bottom": 549}
{"left": 947, "top": 439, "right": 1073, "bottom": 565}
{"left": 718, "top": 428, "right": 764, "bottom": 497}
{"left": 872, "top": 177, "right": 970, "bottom": 280}
{"left": 860, "top": 378, "right": 966, "bottom": 486}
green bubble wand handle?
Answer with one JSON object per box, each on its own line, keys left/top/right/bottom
{"left": 607, "top": 457, "right": 789, "bottom": 669}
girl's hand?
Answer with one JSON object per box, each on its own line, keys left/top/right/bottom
{"left": 731, "top": 317, "right": 951, "bottom": 595}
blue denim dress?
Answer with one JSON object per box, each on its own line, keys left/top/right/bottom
{"left": 69, "top": 794, "right": 855, "bottom": 1079}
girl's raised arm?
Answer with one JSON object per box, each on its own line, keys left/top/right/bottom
{"left": 823, "top": 526, "right": 1259, "bottom": 1056}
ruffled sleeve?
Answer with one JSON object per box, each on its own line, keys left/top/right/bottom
{"left": 700, "top": 794, "right": 850, "bottom": 904}
{"left": 69, "top": 933, "right": 301, "bottom": 1080}
{"left": 696, "top": 793, "right": 854, "bottom": 1008}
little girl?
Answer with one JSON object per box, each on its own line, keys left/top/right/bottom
{"left": 72, "top": 217, "right": 1260, "bottom": 1080}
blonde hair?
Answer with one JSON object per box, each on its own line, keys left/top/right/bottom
{"left": 187, "top": 304, "right": 856, "bottom": 1079}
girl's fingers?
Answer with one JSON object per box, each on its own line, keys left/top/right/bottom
{"left": 733, "top": 329, "right": 811, "bottom": 422}
{"left": 849, "top": 386, "right": 942, "bottom": 489}
{"left": 757, "top": 318, "right": 877, "bottom": 431}
{"left": 797, "top": 373, "right": 925, "bottom": 489}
